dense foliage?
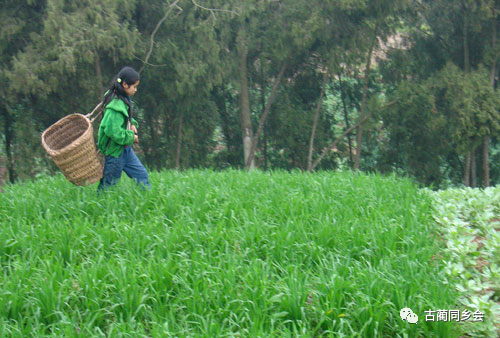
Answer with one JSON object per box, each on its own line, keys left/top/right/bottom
{"left": 1, "top": 0, "right": 500, "bottom": 188}
{"left": 430, "top": 186, "right": 500, "bottom": 337}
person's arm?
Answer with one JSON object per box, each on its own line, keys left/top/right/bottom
{"left": 103, "top": 110, "right": 135, "bottom": 145}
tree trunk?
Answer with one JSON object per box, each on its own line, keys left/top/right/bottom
{"left": 238, "top": 35, "right": 255, "bottom": 169}
{"left": 2, "top": 105, "right": 16, "bottom": 183}
{"left": 143, "top": 110, "right": 161, "bottom": 169}
{"left": 261, "top": 56, "right": 268, "bottom": 170}
{"left": 354, "top": 22, "right": 379, "bottom": 171}
{"left": 214, "top": 87, "right": 234, "bottom": 163}
{"left": 94, "top": 52, "right": 104, "bottom": 97}
{"left": 175, "top": 112, "right": 183, "bottom": 169}
{"left": 463, "top": 152, "right": 471, "bottom": 186}
{"left": 490, "top": 13, "right": 497, "bottom": 87}
{"left": 311, "top": 100, "right": 395, "bottom": 171}
{"left": 463, "top": 7, "right": 470, "bottom": 73}
{"left": 462, "top": 6, "right": 472, "bottom": 187}
{"left": 307, "top": 70, "right": 328, "bottom": 172}
{"left": 339, "top": 70, "right": 353, "bottom": 167}
{"left": 471, "top": 148, "right": 477, "bottom": 188}
{"left": 483, "top": 137, "right": 490, "bottom": 187}
{"left": 484, "top": 16, "right": 497, "bottom": 187}
{"left": 312, "top": 114, "right": 371, "bottom": 171}
{"left": 0, "top": 166, "right": 5, "bottom": 192}
{"left": 245, "top": 62, "right": 287, "bottom": 168}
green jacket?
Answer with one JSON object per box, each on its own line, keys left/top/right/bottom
{"left": 97, "top": 97, "right": 139, "bottom": 158}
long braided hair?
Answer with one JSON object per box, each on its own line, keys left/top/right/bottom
{"left": 102, "top": 66, "right": 140, "bottom": 122}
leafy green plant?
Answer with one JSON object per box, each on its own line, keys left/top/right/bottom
{"left": 428, "top": 187, "right": 500, "bottom": 337}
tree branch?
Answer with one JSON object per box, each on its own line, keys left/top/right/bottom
{"left": 311, "top": 114, "right": 371, "bottom": 171}
{"left": 307, "top": 69, "right": 328, "bottom": 171}
{"left": 354, "top": 20, "right": 379, "bottom": 170}
{"left": 245, "top": 62, "right": 287, "bottom": 168}
{"left": 139, "top": 0, "right": 182, "bottom": 74}
{"left": 133, "top": 54, "right": 168, "bottom": 68}
{"left": 310, "top": 100, "right": 395, "bottom": 171}
{"left": 191, "top": 0, "right": 239, "bottom": 18}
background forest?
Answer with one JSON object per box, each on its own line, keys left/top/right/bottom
{"left": 2, "top": 0, "right": 500, "bottom": 189}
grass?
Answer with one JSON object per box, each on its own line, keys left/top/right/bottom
{"left": 0, "top": 169, "right": 462, "bottom": 337}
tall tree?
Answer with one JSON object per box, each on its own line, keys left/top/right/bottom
{"left": 136, "top": 0, "right": 233, "bottom": 169}
{"left": 1, "top": 0, "right": 46, "bottom": 182}
{"left": 384, "top": 0, "right": 500, "bottom": 186}
{"left": 216, "top": 0, "right": 295, "bottom": 169}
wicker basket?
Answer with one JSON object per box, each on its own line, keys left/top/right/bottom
{"left": 41, "top": 103, "right": 104, "bottom": 186}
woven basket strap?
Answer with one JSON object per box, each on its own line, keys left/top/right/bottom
{"left": 85, "top": 102, "right": 104, "bottom": 123}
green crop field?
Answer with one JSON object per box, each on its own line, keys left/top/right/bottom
{"left": 0, "top": 170, "right": 498, "bottom": 337}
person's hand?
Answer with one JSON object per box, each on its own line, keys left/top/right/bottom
{"left": 131, "top": 124, "right": 138, "bottom": 134}
{"left": 134, "top": 135, "right": 139, "bottom": 144}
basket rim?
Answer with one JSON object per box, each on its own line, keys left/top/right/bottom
{"left": 41, "top": 113, "right": 93, "bottom": 156}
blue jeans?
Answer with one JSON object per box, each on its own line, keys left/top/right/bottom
{"left": 98, "top": 146, "right": 151, "bottom": 191}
